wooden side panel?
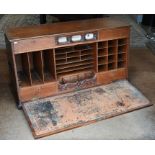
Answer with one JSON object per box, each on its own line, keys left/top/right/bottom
{"left": 20, "top": 82, "right": 58, "bottom": 102}
{"left": 96, "top": 69, "right": 127, "bottom": 85}
{"left": 5, "top": 35, "right": 20, "bottom": 104}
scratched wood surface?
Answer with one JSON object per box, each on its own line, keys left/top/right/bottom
{"left": 23, "top": 80, "right": 152, "bottom": 138}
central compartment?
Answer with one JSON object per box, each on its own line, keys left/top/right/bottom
{"left": 55, "top": 43, "right": 96, "bottom": 79}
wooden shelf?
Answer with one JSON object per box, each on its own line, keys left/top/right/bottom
{"left": 57, "top": 67, "right": 93, "bottom": 78}
{"left": 56, "top": 60, "right": 93, "bottom": 70}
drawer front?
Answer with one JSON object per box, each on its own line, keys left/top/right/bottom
{"left": 13, "top": 37, "right": 55, "bottom": 54}
{"left": 20, "top": 82, "right": 58, "bottom": 102}
{"left": 99, "top": 27, "right": 130, "bottom": 41}
{"left": 96, "top": 69, "right": 127, "bottom": 85}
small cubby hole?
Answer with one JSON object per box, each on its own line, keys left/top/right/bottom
{"left": 15, "top": 53, "right": 31, "bottom": 87}
{"left": 118, "top": 53, "right": 126, "bottom": 62}
{"left": 108, "top": 63, "right": 116, "bottom": 70}
{"left": 118, "top": 38, "right": 127, "bottom": 46}
{"left": 108, "top": 40, "right": 117, "bottom": 47}
{"left": 118, "top": 45, "right": 127, "bottom": 54}
{"left": 98, "top": 41, "right": 108, "bottom": 49}
{"left": 55, "top": 43, "right": 95, "bottom": 78}
{"left": 43, "top": 49, "right": 56, "bottom": 82}
{"left": 28, "top": 51, "right": 44, "bottom": 85}
{"left": 98, "top": 64, "right": 107, "bottom": 72}
{"left": 118, "top": 61, "right": 126, "bottom": 68}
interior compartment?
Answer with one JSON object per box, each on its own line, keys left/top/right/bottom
{"left": 108, "top": 55, "right": 116, "bottom": 63}
{"left": 76, "top": 44, "right": 93, "bottom": 51}
{"left": 118, "top": 53, "right": 126, "bottom": 62}
{"left": 108, "top": 47, "right": 117, "bottom": 55}
{"left": 55, "top": 47, "right": 73, "bottom": 55}
{"left": 108, "top": 62, "right": 116, "bottom": 70}
{"left": 98, "top": 57, "right": 107, "bottom": 65}
{"left": 55, "top": 43, "right": 95, "bottom": 78}
{"left": 118, "top": 45, "right": 127, "bottom": 54}
{"left": 118, "top": 61, "right": 126, "bottom": 68}
{"left": 15, "top": 53, "right": 32, "bottom": 87}
{"left": 28, "top": 52, "right": 44, "bottom": 85}
{"left": 56, "top": 60, "right": 92, "bottom": 71}
{"left": 98, "top": 41, "right": 108, "bottom": 49}
{"left": 98, "top": 48, "right": 108, "bottom": 57}
{"left": 81, "top": 48, "right": 93, "bottom": 56}
{"left": 98, "top": 64, "right": 107, "bottom": 72}
{"left": 57, "top": 67, "right": 93, "bottom": 77}
{"left": 108, "top": 40, "right": 117, "bottom": 47}
{"left": 43, "top": 49, "right": 56, "bottom": 82}
{"left": 118, "top": 38, "right": 127, "bottom": 45}
{"left": 56, "top": 59, "right": 66, "bottom": 65}
{"left": 67, "top": 51, "right": 80, "bottom": 58}
{"left": 67, "top": 56, "right": 80, "bottom": 62}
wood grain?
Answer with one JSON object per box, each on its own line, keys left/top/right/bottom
{"left": 22, "top": 80, "right": 152, "bottom": 138}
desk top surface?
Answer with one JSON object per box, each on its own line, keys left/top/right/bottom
{"left": 6, "top": 17, "right": 130, "bottom": 41}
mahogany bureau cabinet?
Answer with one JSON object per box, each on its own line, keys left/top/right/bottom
{"left": 5, "top": 18, "right": 130, "bottom": 109}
